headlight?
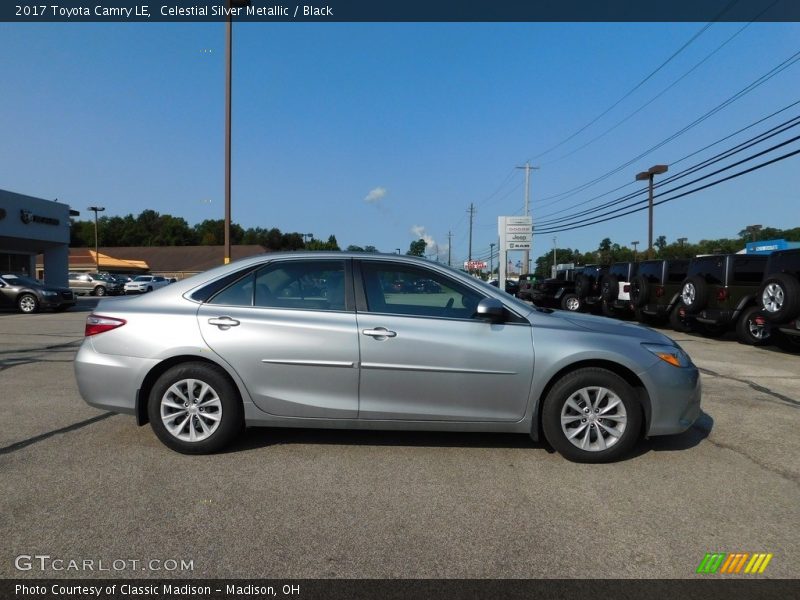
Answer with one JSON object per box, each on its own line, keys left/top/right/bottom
{"left": 641, "top": 343, "right": 692, "bottom": 368}
{"left": 42, "top": 291, "right": 57, "bottom": 297}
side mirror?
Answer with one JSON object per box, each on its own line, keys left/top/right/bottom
{"left": 476, "top": 297, "right": 505, "bottom": 323}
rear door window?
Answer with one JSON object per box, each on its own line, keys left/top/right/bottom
{"left": 731, "top": 257, "right": 767, "bottom": 285}
{"left": 687, "top": 257, "right": 725, "bottom": 285}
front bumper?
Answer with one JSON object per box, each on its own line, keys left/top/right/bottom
{"left": 643, "top": 358, "right": 702, "bottom": 436}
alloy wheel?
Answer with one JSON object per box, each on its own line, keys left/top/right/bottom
{"left": 560, "top": 386, "right": 627, "bottom": 452}
{"left": 160, "top": 378, "right": 223, "bottom": 443}
{"left": 761, "top": 283, "right": 784, "bottom": 313}
{"left": 681, "top": 282, "right": 696, "bottom": 306}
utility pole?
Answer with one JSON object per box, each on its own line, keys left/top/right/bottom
{"left": 489, "top": 242, "right": 495, "bottom": 275}
{"left": 552, "top": 236, "right": 557, "bottom": 277}
{"left": 516, "top": 162, "right": 539, "bottom": 273}
{"left": 467, "top": 203, "right": 476, "bottom": 262}
{"left": 447, "top": 231, "right": 453, "bottom": 267}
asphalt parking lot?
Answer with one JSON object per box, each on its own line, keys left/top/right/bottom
{"left": 1, "top": 298, "right": 798, "bottom": 579}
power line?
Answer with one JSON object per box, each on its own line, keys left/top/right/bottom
{"left": 535, "top": 97, "right": 800, "bottom": 222}
{"left": 534, "top": 141, "right": 800, "bottom": 234}
{"left": 535, "top": 112, "right": 800, "bottom": 228}
{"left": 535, "top": 48, "right": 800, "bottom": 207}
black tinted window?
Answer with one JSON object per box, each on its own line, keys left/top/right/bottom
{"left": 666, "top": 260, "right": 689, "bottom": 283}
{"left": 209, "top": 273, "right": 255, "bottom": 306}
{"left": 731, "top": 258, "right": 767, "bottom": 285}
{"left": 609, "top": 263, "right": 632, "bottom": 279}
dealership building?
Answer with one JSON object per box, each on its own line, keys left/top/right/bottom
{"left": 0, "top": 189, "right": 77, "bottom": 287}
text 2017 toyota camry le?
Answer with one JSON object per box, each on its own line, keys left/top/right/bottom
{"left": 74, "top": 252, "right": 701, "bottom": 462}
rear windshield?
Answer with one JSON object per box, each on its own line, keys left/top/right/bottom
{"left": 609, "top": 263, "right": 633, "bottom": 279}
{"left": 637, "top": 261, "right": 663, "bottom": 283}
{"left": 666, "top": 260, "right": 690, "bottom": 283}
{"left": 687, "top": 257, "right": 726, "bottom": 285}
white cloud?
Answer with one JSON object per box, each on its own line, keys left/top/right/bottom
{"left": 410, "top": 225, "right": 447, "bottom": 260}
{"left": 364, "top": 187, "right": 388, "bottom": 204}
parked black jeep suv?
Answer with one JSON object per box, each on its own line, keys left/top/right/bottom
{"left": 757, "top": 248, "right": 800, "bottom": 352}
{"left": 629, "top": 259, "right": 690, "bottom": 327}
{"left": 679, "top": 254, "right": 769, "bottom": 344}
{"left": 565, "top": 265, "right": 609, "bottom": 313}
{"left": 530, "top": 268, "right": 576, "bottom": 309}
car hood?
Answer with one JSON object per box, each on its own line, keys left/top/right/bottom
{"left": 537, "top": 309, "right": 673, "bottom": 344}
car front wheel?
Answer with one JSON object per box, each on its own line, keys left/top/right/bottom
{"left": 148, "top": 362, "right": 243, "bottom": 454}
{"left": 94, "top": 285, "right": 106, "bottom": 296}
{"left": 541, "top": 368, "right": 642, "bottom": 463}
{"left": 17, "top": 293, "right": 39, "bottom": 314}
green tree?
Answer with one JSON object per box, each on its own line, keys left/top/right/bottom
{"left": 407, "top": 239, "right": 427, "bottom": 257}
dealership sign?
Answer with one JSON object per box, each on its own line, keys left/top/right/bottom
{"left": 498, "top": 216, "right": 532, "bottom": 250}
{"left": 19, "top": 209, "right": 60, "bottom": 226}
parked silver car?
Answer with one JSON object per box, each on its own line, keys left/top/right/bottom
{"left": 124, "top": 275, "right": 169, "bottom": 294}
{"left": 74, "top": 253, "right": 701, "bottom": 462}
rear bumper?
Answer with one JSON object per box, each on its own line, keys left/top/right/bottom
{"left": 74, "top": 340, "right": 157, "bottom": 415}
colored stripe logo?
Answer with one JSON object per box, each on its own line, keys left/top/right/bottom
{"left": 696, "top": 553, "right": 773, "bottom": 574}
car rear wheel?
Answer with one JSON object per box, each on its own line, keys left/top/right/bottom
{"left": 94, "top": 285, "right": 106, "bottom": 297}
{"left": 541, "top": 368, "right": 642, "bottom": 463}
{"left": 736, "top": 305, "right": 770, "bottom": 345}
{"left": 17, "top": 293, "right": 39, "bottom": 314}
{"left": 148, "top": 362, "right": 243, "bottom": 454}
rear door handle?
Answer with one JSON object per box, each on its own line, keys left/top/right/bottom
{"left": 362, "top": 327, "right": 397, "bottom": 339}
{"left": 208, "top": 316, "right": 240, "bottom": 329}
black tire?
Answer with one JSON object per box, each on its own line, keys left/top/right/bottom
{"left": 17, "top": 293, "right": 39, "bottom": 314}
{"left": 574, "top": 274, "right": 591, "bottom": 299}
{"left": 560, "top": 292, "right": 583, "bottom": 312}
{"left": 148, "top": 362, "right": 244, "bottom": 454}
{"left": 93, "top": 285, "right": 106, "bottom": 297}
{"left": 758, "top": 273, "right": 800, "bottom": 323}
{"left": 600, "top": 275, "right": 620, "bottom": 302}
{"left": 541, "top": 367, "right": 642, "bottom": 463}
{"left": 680, "top": 276, "right": 708, "bottom": 312}
{"left": 773, "top": 331, "right": 800, "bottom": 354}
{"left": 736, "top": 305, "right": 770, "bottom": 346}
{"left": 669, "top": 302, "right": 693, "bottom": 333}
{"left": 630, "top": 275, "right": 650, "bottom": 308}
{"left": 147, "top": 286, "right": 153, "bottom": 292}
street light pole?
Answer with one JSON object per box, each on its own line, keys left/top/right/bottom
{"left": 87, "top": 206, "right": 105, "bottom": 272}
{"left": 631, "top": 240, "right": 639, "bottom": 261}
{"left": 635, "top": 164, "right": 668, "bottom": 256}
{"left": 224, "top": 0, "right": 252, "bottom": 265}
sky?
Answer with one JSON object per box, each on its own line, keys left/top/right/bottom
{"left": 1, "top": 20, "right": 799, "bottom": 269}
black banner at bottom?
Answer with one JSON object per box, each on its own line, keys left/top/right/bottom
{"left": 2, "top": 579, "right": 799, "bottom": 600}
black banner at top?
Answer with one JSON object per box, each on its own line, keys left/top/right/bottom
{"left": 3, "top": 0, "right": 800, "bottom": 23}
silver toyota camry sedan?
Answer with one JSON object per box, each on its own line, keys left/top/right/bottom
{"left": 74, "top": 252, "right": 701, "bottom": 462}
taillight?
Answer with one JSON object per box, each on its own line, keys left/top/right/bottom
{"left": 655, "top": 286, "right": 665, "bottom": 297}
{"left": 85, "top": 314, "right": 126, "bottom": 337}
{"left": 717, "top": 289, "right": 729, "bottom": 302}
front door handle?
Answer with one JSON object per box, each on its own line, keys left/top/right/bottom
{"left": 208, "top": 316, "right": 240, "bottom": 329}
{"left": 362, "top": 327, "right": 397, "bottom": 339}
